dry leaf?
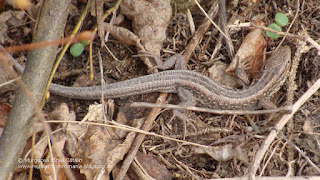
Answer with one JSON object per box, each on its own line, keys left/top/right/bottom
{"left": 128, "top": 152, "right": 172, "bottom": 180}
{"left": 0, "top": 55, "right": 17, "bottom": 94}
{"left": 226, "top": 20, "right": 266, "bottom": 84}
{"left": 0, "top": 102, "right": 10, "bottom": 136}
{"left": 106, "top": 23, "right": 141, "bottom": 46}
{"left": 303, "top": 119, "right": 313, "bottom": 134}
{"left": 82, "top": 104, "right": 105, "bottom": 122}
{"left": 64, "top": 103, "right": 143, "bottom": 179}
{"left": 0, "top": 10, "right": 26, "bottom": 44}
{"left": 5, "top": 0, "right": 32, "bottom": 10}
{"left": 194, "top": 144, "right": 248, "bottom": 163}
{"left": 65, "top": 124, "right": 123, "bottom": 179}
{"left": 11, "top": 171, "right": 29, "bottom": 180}
{"left": 40, "top": 133, "right": 67, "bottom": 180}
{"left": 120, "top": 0, "right": 172, "bottom": 56}
{"left": 46, "top": 103, "right": 76, "bottom": 122}
{"left": 14, "top": 104, "right": 72, "bottom": 178}
{"left": 0, "top": 102, "right": 10, "bottom": 127}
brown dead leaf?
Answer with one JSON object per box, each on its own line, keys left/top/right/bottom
{"left": 0, "top": 10, "right": 26, "bottom": 44}
{"left": 40, "top": 132, "right": 67, "bottom": 180}
{"left": 0, "top": 102, "right": 10, "bottom": 136}
{"left": 0, "top": 53, "right": 18, "bottom": 94}
{"left": 33, "top": 102, "right": 71, "bottom": 159}
{"left": 64, "top": 103, "right": 144, "bottom": 179}
{"left": 128, "top": 152, "right": 172, "bottom": 180}
{"left": 47, "top": 103, "right": 76, "bottom": 122}
{"left": 194, "top": 144, "right": 248, "bottom": 163}
{"left": 0, "top": 102, "right": 10, "bottom": 127}
{"left": 120, "top": 0, "right": 172, "bottom": 57}
{"left": 65, "top": 124, "right": 123, "bottom": 179}
{"left": 93, "top": 0, "right": 171, "bottom": 64}
{"left": 303, "top": 118, "right": 313, "bottom": 134}
{"left": 106, "top": 23, "right": 142, "bottom": 47}
{"left": 12, "top": 171, "right": 29, "bottom": 180}
{"left": 82, "top": 104, "right": 106, "bottom": 122}
{"left": 226, "top": 20, "right": 266, "bottom": 84}
{"left": 14, "top": 104, "right": 72, "bottom": 178}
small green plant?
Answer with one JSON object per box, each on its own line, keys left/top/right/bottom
{"left": 266, "top": 12, "right": 289, "bottom": 40}
{"left": 70, "top": 40, "right": 87, "bottom": 57}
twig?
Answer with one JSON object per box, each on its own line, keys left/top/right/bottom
{"left": 1, "top": 31, "right": 94, "bottom": 53}
{"left": 218, "top": 0, "right": 234, "bottom": 57}
{"left": 115, "top": 93, "right": 168, "bottom": 180}
{"left": 97, "top": 50, "right": 108, "bottom": 123}
{"left": 46, "top": 120, "right": 209, "bottom": 148}
{"left": 247, "top": 77, "right": 320, "bottom": 179}
{"left": 250, "top": 23, "right": 320, "bottom": 52}
{"left": 277, "top": 130, "right": 320, "bottom": 173}
{"left": 284, "top": 2, "right": 303, "bottom": 171}
{"left": 184, "top": 1, "right": 219, "bottom": 61}
{"left": 228, "top": 21, "right": 320, "bottom": 53}
{"left": 131, "top": 102, "right": 292, "bottom": 115}
{"left": 0, "top": 77, "right": 20, "bottom": 88}
{"left": 40, "top": 1, "right": 92, "bottom": 107}
{"left": 276, "top": 0, "right": 300, "bottom": 50}
{"left": 0, "top": 0, "right": 75, "bottom": 178}
{"left": 194, "top": 0, "right": 230, "bottom": 41}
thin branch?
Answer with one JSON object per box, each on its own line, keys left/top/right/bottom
{"left": 131, "top": 102, "right": 292, "bottom": 115}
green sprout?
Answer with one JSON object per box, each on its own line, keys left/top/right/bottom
{"left": 275, "top": 12, "right": 289, "bottom": 26}
{"left": 266, "top": 12, "right": 289, "bottom": 40}
{"left": 266, "top": 23, "right": 282, "bottom": 39}
{"left": 70, "top": 40, "right": 87, "bottom": 57}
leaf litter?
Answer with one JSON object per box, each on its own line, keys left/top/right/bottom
{"left": 1, "top": 0, "right": 320, "bottom": 179}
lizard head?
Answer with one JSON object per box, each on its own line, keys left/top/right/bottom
{"left": 264, "top": 45, "right": 291, "bottom": 75}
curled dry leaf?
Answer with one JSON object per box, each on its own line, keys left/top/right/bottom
{"left": 0, "top": 102, "right": 10, "bottom": 136}
{"left": 15, "top": 104, "right": 71, "bottom": 179}
{"left": 40, "top": 133, "right": 67, "bottom": 180}
{"left": 128, "top": 152, "right": 172, "bottom": 180}
{"left": 226, "top": 21, "right": 266, "bottom": 84}
{"left": 64, "top": 104, "right": 143, "bottom": 179}
{"left": 106, "top": 23, "right": 142, "bottom": 47}
{"left": 46, "top": 103, "right": 76, "bottom": 122}
{"left": 194, "top": 144, "right": 248, "bottom": 163}
{"left": 120, "top": 0, "right": 172, "bottom": 57}
{"left": 0, "top": 10, "right": 26, "bottom": 44}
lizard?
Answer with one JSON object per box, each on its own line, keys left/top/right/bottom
{"left": 49, "top": 45, "right": 291, "bottom": 110}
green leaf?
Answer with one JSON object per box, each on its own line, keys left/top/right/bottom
{"left": 266, "top": 23, "right": 282, "bottom": 39}
{"left": 70, "top": 43, "right": 84, "bottom": 57}
{"left": 80, "top": 40, "right": 87, "bottom": 46}
{"left": 275, "top": 12, "right": 289, "bottom": 27}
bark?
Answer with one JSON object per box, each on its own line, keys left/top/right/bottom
{"left": 0, "top": 0, "right": 70, "bottom": 178}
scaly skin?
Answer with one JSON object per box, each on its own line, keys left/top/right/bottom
{"left": 50, "top": 46, "right": 291, "bottom": 110}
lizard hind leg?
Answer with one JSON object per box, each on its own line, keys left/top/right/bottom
{"left": 136, "top": 52, "right": 186, "bottom": 71}
{"left": 171, "top": 87, "right": 198, "bottom": 137}
{"left": 152, "top": 53, "right": 186, "bottom": 71}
